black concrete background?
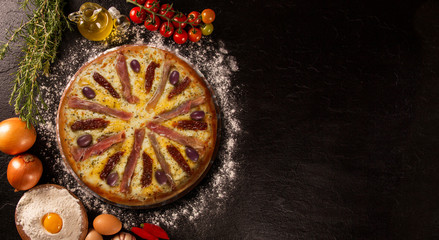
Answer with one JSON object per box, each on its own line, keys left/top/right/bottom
{"left": 1, "top": 0, "right": 439, "bottom": 239}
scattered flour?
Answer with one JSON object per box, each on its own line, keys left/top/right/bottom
{"left": 35, "top": 25, "right": 242, "bottom": 231}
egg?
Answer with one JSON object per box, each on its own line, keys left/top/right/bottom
{"left": 93, "top": 214, "right": 122, "bottom": 235}
{"left": 85, "top": 229, "right": 103, "bottom": 240}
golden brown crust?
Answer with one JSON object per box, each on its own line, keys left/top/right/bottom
{"left": 15, "top": 184, "right": 88, "bottom": 240}
{"left": 56, "top": 45, "right": 218, "bottom": 207}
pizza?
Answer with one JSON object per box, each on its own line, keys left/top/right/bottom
{"left": 56, "top": 45, "right": 218, "bottom": 207}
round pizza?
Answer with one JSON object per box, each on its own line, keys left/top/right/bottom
{"left": 56, "top": 45, "right": 218, "bottom": 207}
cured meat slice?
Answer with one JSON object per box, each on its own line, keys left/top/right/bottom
{"left": 168, "top": 77, "right": 191, "bottom": 99}
{"left": 145, "top": 60, "right": 172, "bottom": 110}
{"left": 167, "top": 145, "right": 192, "bottom": 175}
{"left": 144, "top": 62, "right": 160, "bottom": 93}
{"left": 141, "top": 152, "right": 153, "bottom": 187}
{"left": 100, "top": 151, "right": 124, "bottom": 180}
{"left": 70, "top": 118, "right": 109, "bottom": 131}
{"left": 116, "top": 51, "right": 139, "bottom": 104}
{"left": 176, "top": 120, "right": 208, "bottom": 130}
{"left": 68, "top": 97, "right": 132, "bottom": 120}
{"left": 146, "top": 122, "right": 204, "bottom": 152}
{"left": 153, "top": 96, "right": 205, "bottom": 122}
{"left": 147, "top": 132, "right": 176, "bottom": 189}
{"left": 93, "top": 72, "right": 121, "bottom": 98}
{"left": 71, "top": 131, "right": 126, "bottom": 162}
{"left": 120, "top": 128, "right": 145, "bottom": 193}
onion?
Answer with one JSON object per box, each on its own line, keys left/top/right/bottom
{"left": 0, "top": 117, "right": 36, "bottom": 155}
{"left": 7, "top": 154, "right": 43, "bottom": 191}
{"left": 112, "top": 232, "right": 136, "bottom": 240}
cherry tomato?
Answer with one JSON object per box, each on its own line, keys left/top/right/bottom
{"left": 135, "top": 0, "right": 147, "bottom": 4}
{"left": 159, "top": 22, "right": 174, "bottom": 38}
{"left": 144, "top": 0, "right": 159, "bottom": 13}
{"left": 187, "top": 11, "right": 201, "bottom": 26}
{"left": 144, "top": 15, "right": 161, "bottom": 31}
{"left": 201, "top": 23, "right": 214, "bottom": 36}
{"left": 201, "top": 9, "right": 215, "bottom": 24}
{"left": 7, "top": 154, "right": 42, "bottom": 191}
{"left": 188, "top": 27, "right": 202, "bottom": 42}
{"left": 159, "top": 4, "right": 174, "bottom": 20}
{"left": 173, "top": 29, "right": 188, "bottom": 44}
{"left": 172, "top": 13, "right": 187, "bottom": 29}
{"left": 129, "top": 7, "right": 147, "bottom": 24}
{"left": 0, "top": 117, "right": 36, "bottom": 155}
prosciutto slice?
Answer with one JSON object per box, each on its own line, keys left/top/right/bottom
{"left": 116, "top": 51, "right": 139, "bottom": 104}
{"left": 120, "top": 128, "right": 145, "bottom": 193}
{"left": 145, "top": 60, "right": 172, "bottom": 110}
{"left": 68, "top": 97, "right": 133, "bottom": 120}
{"left": 153, "top": 96, "right": 206, "bottom": 122}
{"left": 147, "top": 132, "right": 176, "bottom": 189}
{"left": 146, "top": 122, "right": 205, "bottom": 152}
{"left": 71, "top": 131, "right": 126, "bottom": 162}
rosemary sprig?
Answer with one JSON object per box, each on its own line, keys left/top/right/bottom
{"left": 0, "top": 0, "right": 70, "bottom": 127}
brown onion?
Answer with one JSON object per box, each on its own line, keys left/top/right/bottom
{"left": 0, "top": 117, "right": 36, "bottom": 155}
{"left": 7, "top": 154, "right": 43, "bottom": 191}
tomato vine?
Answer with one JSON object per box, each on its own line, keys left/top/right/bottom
{"left": 127, "top": 0, "right": 215, "bottom": 43}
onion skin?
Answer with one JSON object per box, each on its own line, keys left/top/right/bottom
{"left": 7, "top": 154, "right": 43, "bottom": 191}
{"left": 0, "top": 118, "right": 36, "bottom": 155}
{"left": 112, "top": 232, "right": 136, "bottom": 240}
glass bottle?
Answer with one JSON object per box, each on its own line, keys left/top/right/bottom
{"left": 108, "top": 7, "right": 130, "bottom": 33}
{"left": 68, "top": 2, "right": 114, "bottom": 41}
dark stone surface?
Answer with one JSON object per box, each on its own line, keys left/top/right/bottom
{"left": 1, "top": 0, "right": 439, "bottom": 239}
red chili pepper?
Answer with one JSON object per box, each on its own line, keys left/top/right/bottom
{"left": 131, "top": 227, "right": 158, "bottom": 240}
{"left": 141, "top": 223, "right": 170, "bottom": 239}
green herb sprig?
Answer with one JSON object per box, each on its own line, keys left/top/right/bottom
{"left": 0, "top": 0, "right": 70, "bottom": 127}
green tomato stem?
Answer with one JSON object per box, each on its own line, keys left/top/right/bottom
{"left": 127, "top": 0, "right": 200, "bottom": 28}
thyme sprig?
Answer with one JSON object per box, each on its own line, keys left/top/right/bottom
{"left": 0, "top": 0, "right": 70, "bottom": 127}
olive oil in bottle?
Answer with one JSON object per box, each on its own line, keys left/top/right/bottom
{"left": 68, "top": 2, "right": 113, "bottom": 41}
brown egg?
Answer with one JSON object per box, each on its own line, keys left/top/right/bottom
{"left": 85, "top": 229, "right": 103, "bottom": 240}
{"left": 93, "top": 214, "right": 122, "bottom": 235}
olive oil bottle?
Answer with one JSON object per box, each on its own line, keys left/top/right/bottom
{"left": 68, "top": 2, "right": 114, "bottom": 41}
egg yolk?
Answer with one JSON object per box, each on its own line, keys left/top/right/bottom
{"left": 41, "top": 213, "right": 63, "bottom": 234}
